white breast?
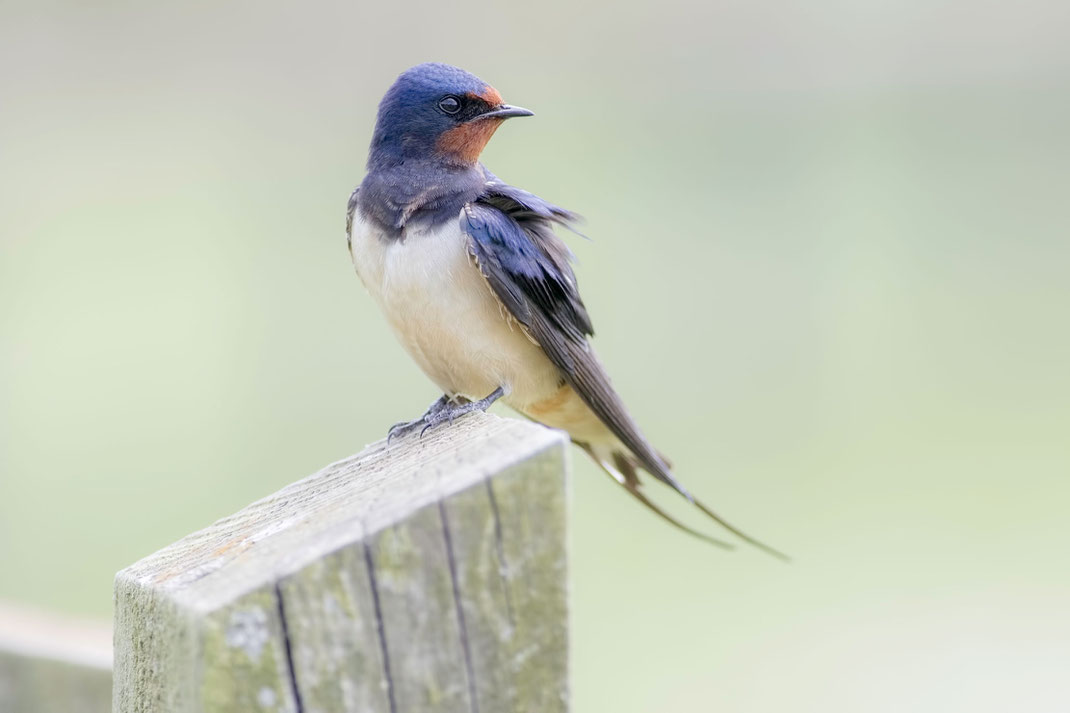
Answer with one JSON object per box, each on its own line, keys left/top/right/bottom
{"left": 349, "top": 208, "right": 563, "bottom": 407}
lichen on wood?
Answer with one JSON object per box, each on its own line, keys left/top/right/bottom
{"left": 113, "top": 412, "right": 570, "bottom": 712}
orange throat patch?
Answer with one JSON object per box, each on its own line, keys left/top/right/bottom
{"left": 436, "top": 118, "right": 505, "bottom": 164}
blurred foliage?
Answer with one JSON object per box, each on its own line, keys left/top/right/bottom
{"left": 1, "top": 1, "right": 1069, "bottom": 711}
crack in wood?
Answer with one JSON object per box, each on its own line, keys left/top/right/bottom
{"left": 485, "top": 478, "right": 516, "bottom": 629}
{"left": 439, "top": 501, "right": 480, "bottom": 713}
{"left": 363, "top": 541, "right": 398, "bottom": 713}
{"left": 273, "top": 581, "right": 305, "bottom": 713}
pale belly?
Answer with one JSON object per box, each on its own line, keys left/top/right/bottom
{"left": 349, "top": 210, "right": 566, "bottom": 409}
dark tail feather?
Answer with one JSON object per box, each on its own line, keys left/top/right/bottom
{"left": 617, "top": 476, "right": 736, "bottom": 551}
{"left": 579, "top": 445, "right": 735, "bottom": 550}
{"left": 637, "top": 448, "right": 791, "bottom": 562}
{"left": 585, "top": 444, "right": 790, "bottom": 561}
{"left": 690, "top": 497, "right": 791, "bottom": 562}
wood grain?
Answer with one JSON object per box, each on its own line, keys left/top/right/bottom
{"left": 113, "top": 412, "right": 570, "bottom": 712}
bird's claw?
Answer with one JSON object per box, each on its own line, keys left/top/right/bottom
{"left": 418, "top": 406, "right": 456, "bottom": 437}
{"left": 387, "top": 394, "right": 452, "bottom": 443}
{"left": 386, "top": 418, "right": 423, "bottom": 443}
{"left": 386, "top": 387, "right": 506, "bottom": 443}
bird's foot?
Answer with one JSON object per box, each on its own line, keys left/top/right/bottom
{"left": 387, "top": 387, "right": 506, "bottom": 442}
{"left": 387, "top": 394, "right": 453, "bottom": 442}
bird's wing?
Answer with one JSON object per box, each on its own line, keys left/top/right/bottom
{"left": 463, "top": 186, "right": 789, "bottom": 560}
{"left": 346, "top": 186, "right": 360, "bottom": 253}
{"left": 461, "top": 190, "right": 683, "bottom": 494}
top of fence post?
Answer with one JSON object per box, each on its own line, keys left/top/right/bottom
{"left": 113, "top": 411, "right": 570, "bottom": 713}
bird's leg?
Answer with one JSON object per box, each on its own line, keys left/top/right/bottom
{"left": 387, "top": 394, "right": 454, "bottom": 442}
{"left": 418, "top": 386, "right": 506, "bottom": 436}
{"left": 386, "top": 387, "right": 507, "bottom": 442}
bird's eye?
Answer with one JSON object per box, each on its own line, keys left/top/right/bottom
{"left": 438, "top": 95, "right": 461, "bottom": 114}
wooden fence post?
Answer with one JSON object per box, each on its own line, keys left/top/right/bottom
{"left": 0, "top": 603, "right": 112, "bottom": 713}
{"left": 113, "top": 412, "right": 570, "bottom": 713}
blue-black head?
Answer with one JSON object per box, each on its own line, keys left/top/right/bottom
{"left": 367, "top": 63, "right": 533, "bottom": 170}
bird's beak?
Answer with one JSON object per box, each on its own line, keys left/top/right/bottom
{"left": 474, "top": 104, "right": 535, "bottom": 121}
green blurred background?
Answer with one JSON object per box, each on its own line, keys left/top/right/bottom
{"left": 2, "top": 0, "right": 1069, "bottom": 710}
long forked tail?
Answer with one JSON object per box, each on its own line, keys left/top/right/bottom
{"left": 580, "top": 444, "right": 791, "bottom": 562}
{"left": 578, "top": 444, "right": 735, "bottom": 550}
{"left": 690, "top": 494, "right": 791, "bottom": 562}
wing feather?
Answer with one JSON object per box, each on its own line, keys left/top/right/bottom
{"left": 461, "top": 196, "right": 688, "bottom": 496}
{"left": 346, "top": 186, "right": 360, "bottom": 252}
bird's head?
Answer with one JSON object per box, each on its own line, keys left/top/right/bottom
{"left": 368, "top": 63, "right": 533, "bottom": 170}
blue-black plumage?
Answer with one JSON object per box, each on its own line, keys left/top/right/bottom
{"left": 346, "top": 62, "right": 786, "bottom": 559}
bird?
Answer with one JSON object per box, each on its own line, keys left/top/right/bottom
{"left": 346, "top": 62, "right": 786, "bottom": 559}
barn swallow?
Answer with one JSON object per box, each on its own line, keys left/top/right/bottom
{"left": 346, "top": 63, "right": 786, "bottom": 559}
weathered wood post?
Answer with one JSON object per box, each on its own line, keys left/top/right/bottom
{"left": 113, "top": 412, "right": 570, "bottom": 713}
{"left": 0, "top": 603, "right": 112, "bottom": 713}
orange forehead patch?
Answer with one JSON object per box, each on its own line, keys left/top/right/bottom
{"left": 475, "top": 85, "right": 503, "bottom": 106}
